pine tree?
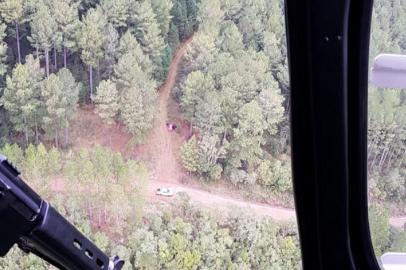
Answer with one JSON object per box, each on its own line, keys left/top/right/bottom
{"left": 46, "top": 146, "right": 61, "bottom": 176}
{"left": 103, "top": 23, "right": 119, "bottom": 77}
{"left": 41, "top": 68, "right": 79, "bottom": 147}
{"left": 118, "top": 31, "right": 153, "bottom": 76}
{"left": 151, "top": 0, "right": 173, "bottom": 38}
{"left": 220, "top": 22, "right": 244, "bottom": 57}
{"left": 77, "top": 8, "right": 106, "bottom": 101}
{"left": 114, "top": 53, "right": 157, "bottom": 137}
{"left": 196, "top": 0, "right": 223, "bottom": 35}
{"left": 186, "top": 31, "right": 219, "bottom": 72}
{"left": 194, "top": 90, "right": 224, "bottom": 136}
{"left": 1, "top": 55, "right": 44, "bottom": 145}
{"left": 58, "top": 68, "right": 80, "bottom": 145}
{"left": 197, "top": 134, "right": 225, "bottom": 180}
{"left": 100, "top": 0, "right": 128, "bottom": 28}
{"left": 119, "top": 83, "right": 157, "bottom": 137}
{"left": 133, "top": 1, "right": 165, "bottom": 79}
{"left": 168, "top": 22, "right": 180, "bottom": 49}
{"left": 0, "top": 23, "right": 8, "bottom": 77}
{"left": 41, "top": 74, "right": 63, "bottom": 146}
{"left": 119, "top": 87, "right": 148, "bottom": 136}
{"left": 0, "top": 0, "right": 25, "bottom": 63}
{"left": 161, "top": 45, "right": 172, "bottom": 78}
{"left": 28, "top": 3, "right": 58, "bottom": 77}
{"left": 51, "top": 0, "right": 80, "bottom": 68}
{"left": 180, "top": 135, "right": 200, "bottom": 173}
{"left": 93, "top": 79, "right": 119, "bottom": 125}
{"left": 257, "top": 77, "right": 284, "bottom": 135}
{"left": 180, "top": 71, "right": 215, "bottom": 129}
{"left": 0, "top": 143, "right": 24, "bottom": 167}
{"left": 236, "top": 0, "right": 266, "bottom": 49}
{"left": 186, "top": 0, "right": 198, "bottom": 31}
{"left": 171, "top": 0, "right": 188, "bottom": 39}
{"left": 114, "top": 50, "right": 156, "bottom": 89}
{"left": 228, "top": 100, "right": 265, "bottom": 172}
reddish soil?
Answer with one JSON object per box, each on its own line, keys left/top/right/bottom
{"left": 131, "top": 35, "right": 194, "bottom": 184}
{"left": 65, "top": 37, "right": 406, "bottom": 229}
{"left": 70, "top": 105, "right": 133, "bottom": 154}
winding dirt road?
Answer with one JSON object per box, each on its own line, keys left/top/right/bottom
{"left": 141, "top": 36, "right": 406, "bottom": 229}
{"left": 148, "top": 180, "right": 296, "bottom": 222}
{"left": 140, "top": 36, "right": 193, "bottom": 184}
{"left": 148, "top": 180, "right": 406, "bottom": 228}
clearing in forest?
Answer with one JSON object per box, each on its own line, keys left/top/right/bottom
{"left": 135, "top": 35, "right": 194, "bottom": 185}
{"left": 68, "top": 37, "right": 406, "bottom": 228}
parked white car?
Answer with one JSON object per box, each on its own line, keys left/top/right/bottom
{"left": 156, "top": 187, "right": 174, "bottom": 197}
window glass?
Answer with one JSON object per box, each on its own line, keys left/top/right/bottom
{"left": 368, "top": 0, "right": 406, "bottom": 265}
{"left": 0, "top": 0, "right": 301, "bottom": 268}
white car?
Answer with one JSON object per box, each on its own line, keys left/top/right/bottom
{"left": 156, "top": 187, "right": 174, "bottom": 197}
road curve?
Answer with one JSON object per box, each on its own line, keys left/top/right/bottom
{"left": 147, "top": 180, "right": 406, "bottom": 228}
{"left": 147, "top": 180, "right": 296, "bottom": 222}
{"left": 144, "top": 34, "right": 406, "bottom": 230}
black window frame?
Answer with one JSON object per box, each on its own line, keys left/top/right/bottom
{"left": 284, "top": 0, "right": 380, "bottom": 268}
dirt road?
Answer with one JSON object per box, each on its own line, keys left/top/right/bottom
{"left": 148, "top": 180, "right": 406, "bottom": 228}
{"left": 390, "top": 216, "right": 406, "bottom": 228}
{"left": 65, "top": 35, "right": 406, "bottom": 230}
{"left": 139, "top": 35, "right": 406, "bottom": 229}
{"left": 140, "top": 36, "right": 194, "bottom": 184}
{"left": 148, "top": 180, "right": 296, "bottom": 222}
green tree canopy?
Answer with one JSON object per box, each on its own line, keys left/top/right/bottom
{"left": 118, "top": 31, "right": 153, "bottom": 76}
{"left": 28, "top": 2, "right": 57, "bottom": 76}
{"left": 99, "top": 0, "right": 128, "bottom": 28}
{"left": 1, "top": 55, "right": 44, "bottom": 144}
{"left": 77, "top": 7, "right": 106, "bottom": 99}
{"left": 0, "top": 23, "right": 8, "bottom": 77}
{"left": 113, "top": 52, "right": 157, "bottom": 137}
{"left": 181, "top": 135, "right": 200, "bottom": 173}
{"left": 132, "top": 0, "right": 165, "bottom": 79}
{"left": 41, "top": 68, "right": 79, "bottom": 147}
{"left": 0, "top": 0, "right": 25, "bottom": 63}
{"left": 93, "top": 79, "right": 119, "bottom": 125}
{"left": 50, "top": 0, "right": 80, "bottom": 68}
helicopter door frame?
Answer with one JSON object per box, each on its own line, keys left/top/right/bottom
{"left": 284, "top": 0, "right": 379, "bottom": 269}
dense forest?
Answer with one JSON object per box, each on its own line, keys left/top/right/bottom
{"left": 0, "top": 0, "right": 405, "bottom": 268}
{"left": 0, "top": 0, "right": 198, "bottom": 146}
{"left": 177, "top": 0, "right": 290, "bottom": 190}
{"left": 0, "top": 143, "right": 403, "bottom": 269}
{"left": 368, "top": 0, "right": 406, "bottom": 204}
{"left": 0, "top": 144, "right": 303, "bottom": 269}
{"left": 174, "top": 0, "right": 406, "bottom": 202}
